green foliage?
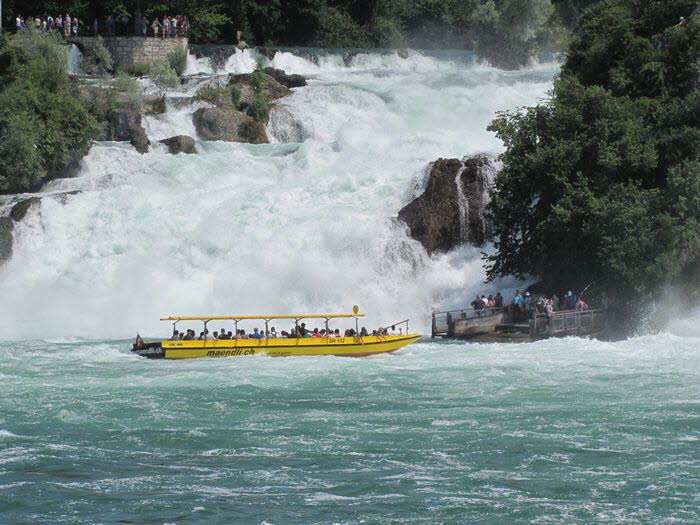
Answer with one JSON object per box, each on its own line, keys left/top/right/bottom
{"left": 187, "top": 4, "right": 231, "bottom": 43}
{"left": 149, "top": 59, "right": 179, "bottom": 94}
{"left": 167, "top": 44, "right": 188, "bottom": 77}
{"left": 13, "top": 0, "right": 595, "bottom": 66}
{"left": 314, "top": 6, "right": 370, "bottom": 48}
{"left": 250, "top": 68, "right": 265, "bottom": 95}
{"left": 112, "top": 71, "right": 142, "bottom": 109}
{"left": 486, "top": 1, "right": 700, "bottom": 306}
{"left": 369, "top": 16, "right": 407, "bottom": 48}
{"left": 230, "top": 86, "right": 241, "bottom": 106}
{"left": 0, "top": 31, "right": 97, "bottom": 193}
{"left": 193, "top": 84, "right": 241, "bottom": 107}
{"left": 122, "top": 63, "right": 150, "bottom": 77}
{"left": 81, "top": 37, "right": 113, "bottom": 75}
{"left": 247, "top": 92, "right": 269, "bottom": 122}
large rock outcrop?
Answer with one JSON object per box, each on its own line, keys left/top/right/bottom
{"left": 193, "top": 108, "right": 268, "bottom": 144}
{"left": 262, "top": 67, "right": 307, "bottom": 89}
{"left": 227, "top": 72, "right": 291, "bottom": 106}
{"left": 159, "top": 135, "right": 197, "bottom": 154}
{"left": 398, "top": 155, "right": 496, "bottom": 254}
{"left": 1, "top": 196, "right": 42, "bottom": 263}
{"left": 0, "top": 216, "right": 13, "bottom": 263}
{"left": 191, "top": 70, "right": 307, "bottom": 145}
{"left": 108, "top": 109, "right": 150, "bottom": 153}
{"left": 0, "top": 192, "right": 81, "bottom": 264}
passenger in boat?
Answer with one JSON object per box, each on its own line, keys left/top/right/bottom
{"left": 334, "top": 329, "right": 341, "bottom": 337}
{"left": 389, "top": 325, "right": 398, "bottom": 336}
{"left": 227, "top": 331, "right": 234, "bottom": 339}
{"left": 212, "top": 331, "right": 219, "bottom": 339}
{"left": 170, "top": 330, "right": 180, "bottom": 340}
{"left": 298, "top": 323, "right": 308, "bottom": 337}
{"left": 250, "top": 328, "right": 263, "bottom": 340}
{"left": 360, "top": 327, "right": 369, "bottom": 337}
{"left": 312, "top": 328, "right": 323, "bottom": 338}
{"left": 198, "top": 332, "right": 205, "bottom": 340}
{"left": 240, "top": 330, "right": 249, "bottom": 339}
{"left": 269, "top": 327, "right": 278, "bottom": 338}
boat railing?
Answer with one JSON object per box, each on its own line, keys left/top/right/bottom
{"left": 432, "top": 307, "right": 504, "bottom": 338}
{"left": 530, "top": 309, "right": 606, "bottom": 338}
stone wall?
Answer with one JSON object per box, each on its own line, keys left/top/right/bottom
{"left": 68, "top": 36, "right": 187, "bottom": 69}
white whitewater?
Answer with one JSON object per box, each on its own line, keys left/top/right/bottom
{"left": 454, "top": 164, "right": 470, "bottom": 242}
{"left": 0, "top": 50, "right": 558, "bottom": 339}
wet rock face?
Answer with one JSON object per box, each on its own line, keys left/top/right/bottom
{"left": 0, "top": 216, "right": 13, "bottom": 263}
{"left": 0, "top": 192, "right": 81, "bottom": 264}
{"left": 159, "top": 135, "right": 197, "bottom": 154}
{"left": 398, "top": 155, "right": 496, "bottom": 254}
{"left": 108, "top": 109, "right": 150, "bottom": 153}
{"left": 262, "top": 67, "right": 307, "bottom": 89}
{"left": 10, "top": 197, "right": 41, "bottom": 222}
{"left": 227, "top": 72, "right": 291, "bottom": 106}
{"left": 192, "top": 108, "right": 268, "bottom": 144}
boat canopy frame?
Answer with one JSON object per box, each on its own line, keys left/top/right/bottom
{"left": 162, "top": 313, "right": 367, "bottom": 338}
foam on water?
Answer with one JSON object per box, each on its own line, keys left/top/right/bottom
{"left": 0, "top": 51, "right": 557, "bottom": 339}
{"left": 0, "top": 330, "right": 697, "bottom": 522}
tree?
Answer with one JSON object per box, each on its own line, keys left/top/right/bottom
{"left": 485, "top": 0, "right": 700, "bottom": 308}
{"left": 0, "top": 30, "right": 97, "bottom": 193}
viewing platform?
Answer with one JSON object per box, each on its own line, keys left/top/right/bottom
{"left": 66, "top": 36, "right": 188, "bottom": 69}
{"left": 432, "top": 307, "right": 607, "bottom": 342}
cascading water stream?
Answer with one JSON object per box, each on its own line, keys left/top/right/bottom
{"left": 454, "top": 163, "right": 470, "bottom": 242}
{"left": 0, "top": 49, "right": 558, "bottom": 339}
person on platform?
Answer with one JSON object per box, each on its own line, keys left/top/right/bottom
{"left": 106, "top": 15, "right": 115, "bottom": 37}
{"left": 494, "top": 292, "right": 504, "bottom": 308}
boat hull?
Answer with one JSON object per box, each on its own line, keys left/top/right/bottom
{"left": 132, "top": 335, "right": 422, "bottom": 360}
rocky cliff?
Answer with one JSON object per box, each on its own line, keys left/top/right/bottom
{"left": 398, "top": 155, "right": 496, "bottom": 254}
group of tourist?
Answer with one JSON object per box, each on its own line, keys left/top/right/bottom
{"left": 16, "top": 14, "right": 82, "bottom": 36}
{"left": 171, "top": 323, "right": 404, "bottom": 341}
{"left": 13, "top": 13, "right": 190, "bottom": 38}
{"left": 470, "top": 289, "right": 592, "bottom": 322}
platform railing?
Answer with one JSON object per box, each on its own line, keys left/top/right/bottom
{"left": 432, "top": 307, "right": 504, "bottom": 338}
{"left": 530, "top": 309, "right": 606, "bottom": 338}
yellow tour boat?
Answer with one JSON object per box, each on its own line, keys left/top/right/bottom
{"left": 132, "top": 308, "right": 421, "bottom": 360}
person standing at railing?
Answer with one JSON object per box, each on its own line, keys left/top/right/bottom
{"left": 495, "top": 292, "right": 503, "bottom": 308}
{"left": 513, "top": 290, "right": 524, "bottom": 321}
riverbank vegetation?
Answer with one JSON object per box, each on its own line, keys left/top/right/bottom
{"left": 4, "top": 0, "right": 599, "bottom": 68}
{"left": 0, "top": 30, "right": 97, "bottom": 193}
{"left": 486, "top": 0, "right": 700, "bottom": 312}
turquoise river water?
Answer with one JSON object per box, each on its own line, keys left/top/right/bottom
{"left": 1, "top": 331, "right": 699, "bottom": 523}
{"left": 0, "top": 49, "right": 698, "bottom": 523}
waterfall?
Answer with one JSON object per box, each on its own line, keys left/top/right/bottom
{"left": 0, "top": 49, "right": 558, "bottom": 338}
{"left": 68, "top": 44, "right": 84, "bottom": 75}
{"left": 454, "top": 163, "right": 470, "bottom": 242}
